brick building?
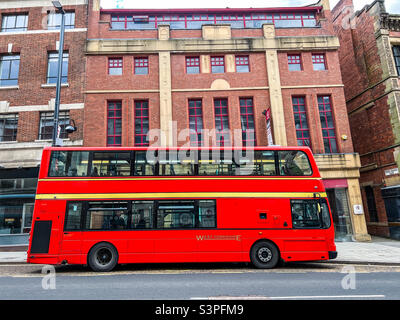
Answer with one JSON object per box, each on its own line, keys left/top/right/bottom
{"left": 332, "top": 0, "right": 400, "bottom": 239}
{"left": 0, "top": 0, "right": 87, "bottom": 246}
{"left": 85, "top": 0, "right": 370, "bottom": 241}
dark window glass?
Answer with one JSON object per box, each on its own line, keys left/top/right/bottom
{"left": 91, "top": 152, "right": 131, "bottom": 177}
{"left": 134, "top": 150, "right": 157, "bottom": 176}
{"left": 318, "top": 96, "right": 338, "bottom": 153}
{"left": 278, "top": 150, "right": 312, "bottom": 176}
{"left": 38, "top": 111, "right": 69, "bottom": 140}
{"left": 291, "top": 199, "right": 330, "bottom": 229}
{"left": 158, "top": 150, "right": 195, "bottom": 176}
{"left": 393, "top": 46, "right": 400, "bottom": 76}
{"left": 0, "top": 55, "right": 20, "bottom": 86}
{"left": 188, "top": 99, "right": 203, "bottom": 146}
{"left": 107, "top": 101, "right": 122, "bottom": 146}
{"left": 65, "top": 203, "right": 83, "bottom": 230}
{"left": 292, "top": 96, "right": 311, "bottom": 148}
{"left": 134, "top": 100, "right": 149, "bottom": 146}
{"left": 365, "top": 186, "right": 378, "bottom": 222}
{"left": 85, "top": 201, "right": 128, "bottom": 230}
{"left": 131, "top": 201, "right": 154, "bottom": 229}
{"left": 49, "top": 151, "right": 89, "bottom": 177}
{"left": 0, "top": 114, "right": 18, "bottom": 141}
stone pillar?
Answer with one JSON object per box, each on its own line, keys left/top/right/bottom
{"left": 263, "top": 24, "right": 287, "bottom": 146}
{"left": 159, "top": 51, "right": 173, "bottom": 146}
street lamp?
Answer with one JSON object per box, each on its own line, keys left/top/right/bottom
{"left": 51, "top": 1, "right": 66, "bottom": 146}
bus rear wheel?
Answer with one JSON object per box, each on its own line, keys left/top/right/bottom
{"left": 88, "top": 242, "right": 118, "bottom": 272}
{"left": 250, "top": 241, "right": 279, "bottom": 269}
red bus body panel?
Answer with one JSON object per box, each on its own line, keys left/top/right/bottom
{"left": 27, "top": 147, "right": 336, "bottom": 267}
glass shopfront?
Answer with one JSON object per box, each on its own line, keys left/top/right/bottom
{"left": 0, "top": 168, "right": 38, "bottom": 246}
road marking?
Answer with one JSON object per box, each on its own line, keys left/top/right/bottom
{"left": 191, "top": 294, "right": 386, "bottom": 300}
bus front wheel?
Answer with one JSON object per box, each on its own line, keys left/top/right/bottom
{"left": 250, "top": 240, "right": 280, "bottom": 269}
{"left": 87, "top": 242, "right": 119, "bottom": 272}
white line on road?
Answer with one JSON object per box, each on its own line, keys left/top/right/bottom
{"left": 191, "top": 294, "right": 386, "bottom": 300}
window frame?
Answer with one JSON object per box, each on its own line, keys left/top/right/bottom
{"left": 134, "top": 57, "right": 149, "bottom": 75}
{"left": 211, "top": 56, "right": 225, "bottom": 74}
{"left": 134, "top": 100, "right": 149, "bottom": 147}
{"left": 214, "top": 98, "right": 230, "bottom": 146}
{"left": 393, "top": 46, "right": 400, "bottom": 76}
{"left": 188, "top": 99, "right": 203, "bottom": 146}
{"left": 0, "top": 54, "right": 20, "bottom": 86}
{"left": 291, "top": 198, "right": 331, "bottom": 229}
{"left": 235, "top": 55, "right": 250, "bottom": 73}
{"left": 318, "top": 95, "right": 338, "bottom": 154}
{"left": 47, "top": 11, "right": 75, "bottom": 30}
{"left": 239, "top": 97, "right": 256, "bottom": 147}
{"left": 107, "top": 101, "right": 122, "bottom": 147}
{"left": 292, "top": 96, "right": 311, "bottom": 148}
{"left": 287, "top": 54, "right": 302, "bottom": 71}
{"left": 312, "top": 53, "right": 327, "bottom": 71}
{"left": 0, "top": 113, "right": 18, "bottom": 142}
{"left": 1, "top": 14, "right": 28, "bottom": 32}
{"left": 186, "top": 56, "right": 200, "bottom": 74}
{"left": 108, "top": 57, "right": 123, "bottom": 75}
{"left": 38, "top": 111, "right": 69, "bottom": 140}
{"left": 46, "top": 52, "right": 69, "bottom": 84}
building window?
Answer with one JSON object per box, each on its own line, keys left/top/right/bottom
{"left": 134, "top": 57, "right": 148, "bottom": 75}
{"left": 312, "top": 53, "right": 327, "bottom": 70}
{"left": 239, "top": 98, "right": 256, "bottom": 146}
{"left": 188, "top": 99, "right": 203, "bottom": 146}
{"left": 47, "top": 11, "right": 75, "bottom": 30}
{"left": 1, "top": 14, "right": 28, "bottom": 32}
{"left": 365, "top": 186, "right": 378, "bottom": 222}
{"left": 211, "top": 56, "right": 225, "bottom": 73}
{"left": 214, "top": 98, "right": 230, "bottom": 146}
{"left": 0, "top": 114, "right": 18, "bottom": 142}
{"left": 288, "top": 54, "right": 302, "bottom": 71}
{"left": 47, "top": 52, "right": 68, "bottom": 84}
{"left": 318, "top": 96, "right": 337, "bottom": 153}
{"left": 108, "top": 58, "right": 123, "bottom": 75}
{"left": 393, "top": 46, "right": 400, "bottom": 76}
{"left": 134, "top": 100, "right": 149, "bottom": 146}
{"left": 107, "top": 101, "right": 122, "bottom": 146}
{"left": 236, "top": 55, "right": 250, "bottom": 72}
{"left": 186, "top": 56, "right": 200, "bottom": 74}
{"left": 38, "top": 111, "right": 69, "bottom": 140}
{"left": 0, "top": 55, "right": 20, "bottom": 86}
{"left": 292, "top": 96, "right": 310, "bottom": 147}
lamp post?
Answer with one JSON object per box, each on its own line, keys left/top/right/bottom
{"left": 51, "top": 1, "right": 65, "bottom": 147}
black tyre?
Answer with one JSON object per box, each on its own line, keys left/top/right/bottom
{"left": 250, "top": 241, "right": 280, "bottom": 269}
{"left": 87, "top": 242, "right": 118, "bottom": 272}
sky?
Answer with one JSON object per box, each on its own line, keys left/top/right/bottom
{"left": 100, "top": 0, "right": 400, "bottom": 13}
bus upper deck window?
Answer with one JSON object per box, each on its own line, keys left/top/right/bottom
{"left": 278, "top": 150, "right": 312, "bottom": 176}
{"left": 49, "top": 151, "right": 89, "bottom": 177}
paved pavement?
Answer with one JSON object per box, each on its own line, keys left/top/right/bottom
{"left": 0, "top": 237, "right": 399, "bottom": 265}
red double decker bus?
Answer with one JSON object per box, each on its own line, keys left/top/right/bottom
{"left": 27, "top": 146, "right": 337, "bottom": 271}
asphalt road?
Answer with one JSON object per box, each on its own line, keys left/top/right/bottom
{"left": 0, "top": 262, "right": 399, "bottom": 301}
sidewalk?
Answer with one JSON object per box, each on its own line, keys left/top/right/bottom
{"left": 0, "top": 237, "right": 399, "bottom": 265}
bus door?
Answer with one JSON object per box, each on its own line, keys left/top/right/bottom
{"left": 288, "top": 198, "right": 332, "bottom": 253}
{"left": 60, "top": 202, "right": 83, "bottom": 255}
